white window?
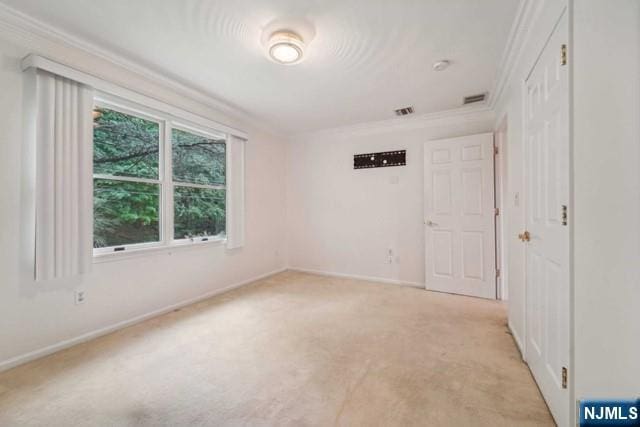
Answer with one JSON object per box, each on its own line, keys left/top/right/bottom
{"left": 92, "top": 99, "right": 227, "bottom": 256}
{"left": 171, "top": 126, "right": 227, "bottom": 243}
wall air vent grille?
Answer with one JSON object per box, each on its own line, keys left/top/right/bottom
{"left": 394, "top": 106, "right": 414, "bottom": 116}
{"left": 463, "top": 93, "right": 487, "bottom": 105}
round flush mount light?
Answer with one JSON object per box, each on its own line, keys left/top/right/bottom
{"left": 432, "top": 60, "right": 451, "bottom": 71}
{"left": 268, "top": 31, "right": 305, "bottom": 65}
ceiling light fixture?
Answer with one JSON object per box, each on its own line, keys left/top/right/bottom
{"left": 268, "top": 31, "right": 305, "bottom": 65}
{"left": 432, "top": 60, "right": 450, "bottom": 71}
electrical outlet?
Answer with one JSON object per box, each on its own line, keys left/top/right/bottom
{"left": 75, "top": 290, "right": 86, "bottom": 305}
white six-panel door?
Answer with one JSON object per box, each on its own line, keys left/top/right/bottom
{"left": 424, "top": 133, "right": 496, "bottom": 299}
{"left": 524, "top": 10, "right": 570, "bottom": 427}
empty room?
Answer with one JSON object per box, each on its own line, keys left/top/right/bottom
{"left": 0, "top": 0, "right": 638, "bottom": 426}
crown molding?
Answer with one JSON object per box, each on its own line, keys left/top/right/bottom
{"left": 0, "top": 1, "right": 541, "bottom": 140}
{"left": 292, "top": 105, "right": 494, "bottom": 140}
{"left": 0, "top": 2, "right": 285, "bottom": 138}
{"left": 488, "top": 0, "right": 544, "bottom": 111}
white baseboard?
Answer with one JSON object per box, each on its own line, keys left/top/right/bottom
{"left": 0, "top": 267, "right": 287, "bottom": 373}
{"left": 508, "top": 321, "right": 525, "bottom": 360}
{"left": 288, "top": 267, "right": 424, "bottom": 289}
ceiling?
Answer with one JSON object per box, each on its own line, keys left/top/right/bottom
{"left": 2, "top": 0, "right": 521, "bottom": 133}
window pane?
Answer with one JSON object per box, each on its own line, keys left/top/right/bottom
{"left": 93, "top": 108, "right": 160, "bottom": 179}
{"left": 94, "top": 179, "right": 160, "bottom": 248}
{"left": 172, "top": 128, "right": 225, "bottom": 186}
{"left": 174, "top": 187, "right": 226, "bottom": 239}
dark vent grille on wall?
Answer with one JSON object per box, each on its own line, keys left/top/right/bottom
{"left": 394, "top": 106, "right": 414, "bottom": 116}
{"left": 463, "top": 93, "right": 487, "bottom": 105}
{"left": 354, "top": 150, "right": 406, "bottom": 169}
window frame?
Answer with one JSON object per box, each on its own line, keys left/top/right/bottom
{"left": 92, "top": 95, "right": 229, "bottom": 260}
{"left": 170, "top": 122, "right": 227, "bottom": 245}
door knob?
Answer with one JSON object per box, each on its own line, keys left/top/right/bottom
{"left": 425, "top": 220, "right": 438, "bottom": 227}
{"left": 518, "top": 230, "right": 531, "bottom": 242}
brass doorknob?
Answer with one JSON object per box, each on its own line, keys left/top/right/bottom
{"left": 518, "top": 231, "right": 531, "bottom": 242}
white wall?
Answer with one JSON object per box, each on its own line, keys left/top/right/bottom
{"left": 287, "top": 110, "right": 493, "bottom": 286}
{"left": 572, "top": 0, "right": 640, "bottom": 399}
{"left": 0, "top": 35, "right": 287, "bottom": 369}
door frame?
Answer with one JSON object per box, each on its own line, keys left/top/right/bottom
{"left": 494, "top": 117, "right": 508, "bottom": 300}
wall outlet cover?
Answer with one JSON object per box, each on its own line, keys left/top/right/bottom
{"left": 75, "top": 291, "right": 86, "bottom": 305}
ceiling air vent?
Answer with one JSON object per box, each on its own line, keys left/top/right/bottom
{"left": 394, "top": 106, "right": 414, "bottom": 116}
{"left": 463, "top": 93, "right": 487, "bottom": 105}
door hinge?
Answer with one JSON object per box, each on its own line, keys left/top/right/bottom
{"left": 562, "top": 367, "right": 568, "bottom": 389}
{"left": 561, "top": 44, "right": 567, "bottom": 66}
{"left": 561, "top": 205, "right": 568, "bottom": 226}
{"left": 496, "top": 269, "right": 501, "bottom": 278}
{"left": 495, "top": 207, "right": 500, "bottom": 216}
{"left": 494, "top": 145, "right": 499, "bottom": 155}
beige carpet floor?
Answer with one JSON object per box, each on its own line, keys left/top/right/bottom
{"left": 0, "top": 271, "right": 553, "bottom": 426}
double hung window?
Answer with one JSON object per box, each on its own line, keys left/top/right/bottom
{"left": 92, "top": 100, "right": 227, "bottom": 255}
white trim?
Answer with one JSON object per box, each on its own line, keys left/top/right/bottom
{"left": 172, "top": 234, "right": 226, "bottom": 245}
{"left": 93, "top": 236, "right": 227, "bottom": 263}
{"left": 163, "top": 119, "right": 174, "bottom": 248}
{"left": 93, "top": 241, "right": 165, "bottom": 257}
{"left": 494, "top": 118, "right": 509, "bottom": 301}
{"left": 293, "top": 105, "right": 495, "bottom": 140}
{"left": 92, "top": 174, "right": 161, "bottom": 185}
{"left": 95, "top": 95, "right": 166, "bottom": 127}
{"left": 488, "top": 0, "right": 539, "bottom": 109}
{"left": 172, "top": 121, "right": 227, "bottom": 142}
{"left": 23, "top": 54, "right": 248, "bottom": 139}
{"left": 173, "top": 182, "right": 225, "bottom": 191}
{"left": 288, "top": 267, "right": 424, "bottom": 289}
{"left": 508, "top": 321, "right": 525, "bottom": 360}
{"left": 96, "top": 92, "right": 230, "bottom": 142}
{"left": 493, "top": 0, "right": 569, "bottom": 110}
{"left": 0, "top": 267, "right": 288, "bottom": 373}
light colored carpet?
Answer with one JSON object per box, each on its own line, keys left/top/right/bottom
{"left": 0, "top": 271, "right": 553, "bottom": 426}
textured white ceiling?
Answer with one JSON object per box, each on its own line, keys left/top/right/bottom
{"left": 2, "top": 0, "right": 520, "bottom": 133}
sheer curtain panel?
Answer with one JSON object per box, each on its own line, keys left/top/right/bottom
{"left": 33, "top": 70, "right": 94, "bottom": 281}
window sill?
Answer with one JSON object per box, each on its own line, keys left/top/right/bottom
{"left": 92, "top": 237, "right": 227, "bottom": 264}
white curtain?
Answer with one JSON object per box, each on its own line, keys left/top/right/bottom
{"left": 226, "top": 135, "right": 246, "bottom": 249}
{"left": 34, "top": 70, "right": 94, "bottom": 281}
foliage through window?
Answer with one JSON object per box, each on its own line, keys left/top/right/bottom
{"left": 93, "top": 108, "right": 161, "bottom": 249}
{"left": 94, "top": 180, "right": 160, "bottom": 248}
{"left": 93, "top": 103, "right": 227, "bottom": 253}
{"left": 172, "top": 128, "right": 226, "bottom": 240}
{"left": 94, "top": 108, "right": 159, "bottom": 179}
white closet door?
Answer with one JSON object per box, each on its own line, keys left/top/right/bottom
{"left": 523, "top": 10, "right": 570, "bottom": 427}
